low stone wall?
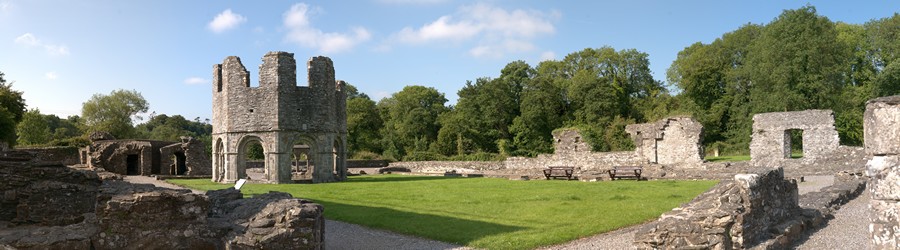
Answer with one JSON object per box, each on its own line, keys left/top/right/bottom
{"left": 387, "top": 161, "right": 504, "bottom": 173}
{"left": 505, "top": 151, "right": 643, "bottom": 171}
{"left": 15, "top": 146, "right": 81, "bottom": 166}
{"left": 634, "top": 167, "right": 801, "bottom": 249}
{"left": 0, "top": 151, "right": 326, "bottom": 249}
{"left": 347, "top": 160, "right": 389, "bottom": 168}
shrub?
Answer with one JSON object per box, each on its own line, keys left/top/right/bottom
{"left": 351, "top": 151, "right": 382, "bottom": 160}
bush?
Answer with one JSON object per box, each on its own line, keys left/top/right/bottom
{"left": 351, "top": 151, "right": 382, "bottom": 160}
{"left": 402, "top": 151, "right": 447, "bottom": 161}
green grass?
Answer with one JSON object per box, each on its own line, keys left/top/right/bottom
{"left": 171, "top": 175, "right": 717, "bottom": 250}
{"left": 705, "top": 154, "right": 751, "bottom": 162}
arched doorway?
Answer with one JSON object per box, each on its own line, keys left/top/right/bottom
{"left": 237, "top": 136, "right": 266, "bottom": 181}
{"left": 291, "top": 136, "right": 315, "bottom": 181}
{"left": 214, "top": 138, "right": 225, "bottom": 182}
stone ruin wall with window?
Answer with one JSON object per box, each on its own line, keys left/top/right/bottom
{"left": 211, "top": 51, "right": 347, "bottom": 184}
{"left": 863, "top": 95, "right": 900, "bottom": 248}
{"left": 749, "top": 110, "right": 866, "bottom": 176}
{"left": 80, "top": 133, "right": 210, "bottom": 176}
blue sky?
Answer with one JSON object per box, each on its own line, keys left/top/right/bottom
{"left": 1, "top": 1, "right": 898, "bottom": 121}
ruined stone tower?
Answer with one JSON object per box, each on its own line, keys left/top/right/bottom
{"left": 211, "top": 51, "right": 347, "bottom": 184}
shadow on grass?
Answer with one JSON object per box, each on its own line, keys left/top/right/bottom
{"left": 316, "top": 200, "right": 525, "bottom": 246}
{"left": 344, "top": 175, "right": 462, "bottom": 183}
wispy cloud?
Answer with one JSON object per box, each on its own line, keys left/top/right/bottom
{"left": 0, "top": 1, "right": 12, "bottom": 13}
{"left": 184, "top": 77, "right": 209, "bottom": 85}
{"left": 283, "top": 3, "right": 371, "bottom": 53}
{"left": 540, "top": 51, "right": 556, "bottom": 61}
{"left": 386, "top": 3, "right": 559, "bottom": 58}
{"left": 45, "top": 72, "right": 58, "bottom": 80}
{"left": 208, "top": 9, "right": 247, "bottom": 33}
{"left": 377, "top": 0, "right": 448, "bottom": 5}
{"left": 14, "top": 33, "right": 70, "bottom": 56}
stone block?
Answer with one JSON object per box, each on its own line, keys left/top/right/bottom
{"left": 865, "top": 96, "right": 900, "bottom": 156}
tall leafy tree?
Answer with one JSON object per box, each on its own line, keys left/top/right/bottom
{"left": 345, "top": 84, "right": 383, "bottom": 155}
{"left": 0, "top": 72, "right": 26, "bottom": 146}
{"left": 377, "top": 85, "right": 448, "bottom": 159}
{"left": 81, "top": 89, "right": 149, "bottom": 139}
{"left": 16, "top": 109, "right": 51, "bottom": 146}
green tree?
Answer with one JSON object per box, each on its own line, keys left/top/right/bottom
{"left": 0, "top": 72, "right": 26, "bottom": 147}
{"left": 378, "top": 85, "right": 448, "bottom": 159}
{"left": 16, "top": 109, "right": 51, "bottom": 146}
{"left": 81, "top": 89, "right": 149, "bottom": 139}
{"left": 745, "top": 6, "right": 849, "bottom": 112}
{"left": 346, "top": 85, "right": 383, "bottom": 155}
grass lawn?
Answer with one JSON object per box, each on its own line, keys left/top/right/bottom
{"left": 171, "top": 175, "right": 717, "bottom": 250}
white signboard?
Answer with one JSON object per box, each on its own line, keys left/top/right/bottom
{"left": 234, "top": 179, "right": 247, "bottom": 190}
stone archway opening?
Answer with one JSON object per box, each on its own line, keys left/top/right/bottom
{"left": 214, "top": 139, "right": 225, "bottom": 182}
{"left": 237, "top": 137, "right": 265, "bottom": 181}
{"left": 290, "top": 137, "right": 315, "bottom": 181}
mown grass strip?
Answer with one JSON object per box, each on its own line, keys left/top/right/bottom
{"left": 171, "top": 175, "right": 716, "bottom": 250}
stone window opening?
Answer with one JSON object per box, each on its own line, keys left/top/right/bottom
{"left": 786, "top": 129, "right": 804, "bottom": 159}
{"left": 249, "top": 109, "right": 254, "bottom": 113}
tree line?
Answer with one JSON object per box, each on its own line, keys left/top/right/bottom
{"left": 2, "top": 6, "right": 897, "bottom": 162}
{"left": 346, "top": 6, "right": 900, "bottom": 160}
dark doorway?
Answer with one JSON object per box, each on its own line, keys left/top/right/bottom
{"left": 126, "top": 154, "right": 140, "bottom": 175}
{"left": 174, "top": 152, "right": 187, "bottom": 175}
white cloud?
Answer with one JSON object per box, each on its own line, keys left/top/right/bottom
{"left": 388, "top": 3, "right": 559, "bottom": 58}
{"left": 0, "top": 1, "right": 11, "bottom": 13}
{"left": 208, "top": 9, "right": 247, "bottom": 33}
{"left": 44, "top": 44, "right": 69, "bottom": 56}
{"left": 184, "top": 77, "right": 209, "bottom": 85}
{"left": 14, "top": 33, "right": 70, "bottom": 56}
{"left": 14, "top": 33, "right": 38, "bottom": 46}
{"left": 45, "top": 72, "right": 58, "bottom": 80}
{"left": 283, "top": 3, "right": 371, "bottom": 53}
{"left": 540, "top": 51, "right": 556, "bottom": 61}
{"left": 377, "top": 0, "right": 448, "bottom": 4}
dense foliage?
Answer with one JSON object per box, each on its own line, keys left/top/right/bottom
{"left": 342, "top": 7, "right": 900, "bottom": 159}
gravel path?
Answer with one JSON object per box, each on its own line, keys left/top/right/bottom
{"left": 795, "top": 190, "right": 872, "bottom": 249}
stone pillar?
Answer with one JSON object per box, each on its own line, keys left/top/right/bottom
{"left": 864, "top": 95, "right": 900, "bottom": 248}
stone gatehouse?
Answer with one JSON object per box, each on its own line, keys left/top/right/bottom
{"left": 211, "top": 51, "right": 348, "bottom": 184}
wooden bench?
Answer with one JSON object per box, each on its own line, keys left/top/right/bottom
{"left": 543, "top": 166, "right": 575, "bottom": 180}
{"left": 608, "top": 166, "right": 642, "bottom": 180}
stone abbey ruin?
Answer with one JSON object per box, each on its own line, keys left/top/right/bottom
{"left": 0, "top": 50, "right": 898, "bottom": 248}
{"left": 211, "top": 52, "right": 348, "bottom": 184}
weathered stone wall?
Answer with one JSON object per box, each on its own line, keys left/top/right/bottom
{"left": 388, "top": 161, "right": 505, "bottom": 173}
{"left": 625, "top": 116, "right": 704, "bottom": 165}
{"left": 864, "top": 95, "right": 900, "bottom": 248}
{"left": 750, "top": 110, "right": 866, "bottom": 176}
{"left": 634, "top": 167, "right": 800, "bottom": 249}
{"left": 15, "top": 146, "right": 81, "bottom": 165}
{"left": 159, "top": 137, "right": 212, "bottom": 176}
{"left": 212, "top": 52, "right": 347, "bottom": 184}
{"left": 0, "top": 152, "right": 325, "bottom": 249}
{"left": 0, "top": 152, "right": 101, "bottom": 226}
{"left": 750, "top": 110, "right": 840, "bottom": 165}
